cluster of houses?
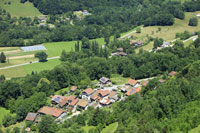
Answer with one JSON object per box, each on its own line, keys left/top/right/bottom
{"left": 74, "top": 10, "right": 90, "bottom": 19}
{"left": 25, "top": 71, "right": 177, "bottom": 124}
{"left": 24, "top": 77, "right": 144, "bottom": 123}
{"left": 130, "top": 40, "right": 144, "bottom": 47}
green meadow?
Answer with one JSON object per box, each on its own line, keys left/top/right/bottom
{"left": 0, "top": 0, "right": 42, "bottom": 18}
{"left": 133, "top": 11, "right": 200, "bottom": 52}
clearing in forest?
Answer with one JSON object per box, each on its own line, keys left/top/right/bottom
{"left": 0, "top": 0, "right": 42, "bottom": 18}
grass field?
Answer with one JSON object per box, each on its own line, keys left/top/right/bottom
{"left": 23, "top": 59, "right": 61, "bottom": 74}
{"left": 101, "top": 122, "right": 118, "bottom": 133}
{"left": 132, "top": 12, "right": 200, "bottom": 41}
{"left": 0, "top": 0, "right": 42, "bottom": 18}
{"left": 133, "top": 11, "right": 200, "bottom": 52}
{"left": 110, "top": 74, "right": 129, "bottom": 85}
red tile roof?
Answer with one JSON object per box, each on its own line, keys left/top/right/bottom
{"left": 70, "top": 86, "right": 77, "bottom": 91}
{"left": 68, "top": 95, "right": 76, "bottom": 101}
{"left": 108, "top": 91, "right": 117, "bottom": 98}
{"left": 90, "top": 91, "right": 98, "bottom": 100}
{"left": 59, "top": 97, "right": 69, "bottom": 107}
{"left": 77, "top": 99, "right": 89, "bottom": 108}
{"left": 83, "top": 88, "right": 95, "bottom": 95}
{"left": 25, "top": 113, "right": 37, "bottom": 121}
{"left": 69, "top": 98, "right": 79, "bottom": 106}
{"left": 98, "top": 90, "right": 110, "bottom": 97}
{"left": 127, "top": 79, "right": 138, "bottom": 86}
{"left": 100, "top": 98, "right": 111, "bottom": 105}
{"left": 38, "top": 106, "right": 64, "bottom": 118}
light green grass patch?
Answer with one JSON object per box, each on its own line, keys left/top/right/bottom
{"left": 101, "top": 122, "right": 118, "bottom": 133}
{"left": 0, "top": 66, "right": 26, "bottom": 78}
{"left": 110, "top": 74, "right": 129, "bottom": 85}
{"left": 0, "top": 0, "right": 42, "bottom": 18}
{"left": 55, "top": 87, "right": 69, "bottom": 95}
{"left": 184, "top": 39, "right": 194, "bottom": 47}
{"left": 189, "top": 124, "right": 200, "bottom": 133}
{"left": 0, "top": 107, "right": 13, "bottom": 124}
{"left": 23, "top": 59, "right": 61, "bottom": 74}
{"left": 44, "top": 41, "right": 76, "bottom": 57}
{"left": 82, "top": 125, "right": 96, "bottom": 133}
{"left": 2, "top": 121, "right": 25, "bottom": 132}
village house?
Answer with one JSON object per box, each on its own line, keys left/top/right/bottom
{"left": 126, "top": 79, "right": 139, "bottom": 87}
{"left": 38, "top": 16, "right": 47, "bottom": 23}
{"left": 130, "top": 40, "right": 144, "bottom": 47}
{"left": 90, "top": 91, "right": 99, "bottom": 102}
{"left": 69, "top": 98, "right": 79, "bottom": 108}
{"left": 100, "top": 98, "right": 111, "bottom": 107}
{"left": 126, "top": 88, "right": 141, "bottom": 96}
{"left": 25, "top": 113, "right": 38, "bottom": 122}
{"left": 159, "top": 79, "right": 166, "bottom": 83}
{"left": 130, "top": 40, "right": 138, "bottom": 46}
{"left": 77, "top": 99, "right": 89, "bottom": 110}
{"left": 108, "top": 91, "right": 119, "bottom": 102}
{"left": 83, "top": 10, "right": 90, "bottom": 16}
{"left": 168, "top": 71, "right": 177, "bottom": 77}
{"left": 98, "top": 90, "right": 110, "bottom": 98}
{"left": 99, "top": 77, "right": 112, "bottom": 86}
{"left": 59, "top": 96, "right": 69, "bottom": 108}
{"left": 121, "top": 85, "right": 129, "bottom": 92}
{"left": 51, "top": 95, "right": 65, "bottom": 105}
{"left": 68, "top": 95, "right": 76, "bottom": 104}
{"left": 38, "top": 106, "right": 66, "bottom": 119}
{"left": 117, "top": 48, "right": 124, "bottom": 52}
{"left": 135, "top": 40, "right": 144, "bottom": 47}
{"left": 82, "top": 88, "right": 95, "bottom": 100}
{"left": 70, "top": 86, "right": 77, "bottom": 92}
{"left": 162, "top": 42, "right": 170, "bottom": 48}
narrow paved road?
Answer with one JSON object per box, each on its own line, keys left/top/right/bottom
{"left": 120, "top": 30, "right": 136, "bottom": 39}
{"left": 0, "top": 56, "right": 60, "bottom": 70}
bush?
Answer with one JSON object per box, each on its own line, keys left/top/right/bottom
{"left": 136, "top": 27, "right": 141, "bottom": 33}
{"left": 189, "top": 17, "right": 198, "bottom": 26}
{"left": 2, "top": 115, "right": 17, "bottom": 127}
{"left": 35, "top": 52, "right": 48, "bottom": 62}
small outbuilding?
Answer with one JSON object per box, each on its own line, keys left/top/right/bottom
{"left": 25, "top": 113, "right": 38, "bottom": 122}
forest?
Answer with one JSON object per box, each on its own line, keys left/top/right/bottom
{"left": 0, "top": 33, "right": 200, "bottom": 132}
{"left": 0, "top": 0, "right": 200, "bottom": 46}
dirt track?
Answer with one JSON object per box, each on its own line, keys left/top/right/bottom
{"left": 4, "top": 50, "right": 21, "bottom": 54}
{"left": 9, "top": 54, "right": 34, "bottom": 59}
